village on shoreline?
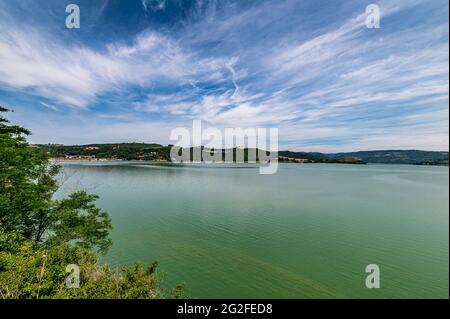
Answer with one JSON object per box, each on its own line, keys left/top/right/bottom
{"left": 38, "top": 143, "right": 449, "bottom": 166}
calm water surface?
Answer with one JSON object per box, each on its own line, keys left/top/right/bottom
{"left": 57, "top": 162, "right": 449, "bottom": 298}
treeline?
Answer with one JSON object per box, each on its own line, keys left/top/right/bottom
{"left": 278, "top": 151, "right": 366, "bottom": 164}
{"left": 279, "top": 150, "right": 449, "bottom": 165}
{"left": 39, "top": 143, "right": 448, "bottom": 165}
{"left": 327, "top": 150, "right": 449, "bottom": 165}
{"left": 40, "top": 143, "right": 172, "bottom": 161}
{"left": 39, "top": 144, "right": 365, "bottom": 164}
{"left": 0, "top": 107, "right": 183, "bottom": 299}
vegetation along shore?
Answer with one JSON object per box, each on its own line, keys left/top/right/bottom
{"left": 39, "top": 143, "right": 448, "bottom": 166}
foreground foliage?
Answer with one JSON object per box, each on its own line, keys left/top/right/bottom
{"left": 0, "top": 107, "right": 183, "bottom": 299}
{"left": 0, "top": 235, "right": 181, "bottom": 299}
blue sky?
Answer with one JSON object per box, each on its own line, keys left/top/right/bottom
{"left": 0, "top": 0, "right": 448, "bottom": 151}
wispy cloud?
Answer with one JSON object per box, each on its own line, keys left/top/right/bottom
{"left": 141, "top": 0, "right": 166, "bottom": 12}
{"left": 0, "top": 21, "right": 229, "bottom": 108}
{"left": 0, "top": 0, "right": 448, "bottom": 151}
{"left": 40, "top": 102, "right": 58, "bottom": 111}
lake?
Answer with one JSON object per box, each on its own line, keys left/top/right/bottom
{"left": 57, "top": 162, "right": 449, "bottom": 298}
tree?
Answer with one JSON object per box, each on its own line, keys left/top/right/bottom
{"left": 0, "top": 107, "right": 183, "bottom": 298}
{"left": 0, "top": 107, "right": 111, "bottom": 252}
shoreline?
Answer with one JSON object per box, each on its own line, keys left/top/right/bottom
{"left": 49, "top": 158, "right": 449, "bottom": 166}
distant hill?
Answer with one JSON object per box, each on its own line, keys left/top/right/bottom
{"left": 39, "top": 143, "right": 171, "bottom": 161}
{"left": 278, "top": 151, "right": 329, "bottom": 161}
{"left": 38, "top": 143, "right": 448, "bottom": 165}
{"left": 327, "top": 150, "right": 449, "bottom": 165}
{"left": 278, "top": 151, "right": 365, "bottom": 164}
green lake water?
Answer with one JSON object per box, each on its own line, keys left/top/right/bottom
{"left": 57, "top": 162, "right": 449, "bottom": 298}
